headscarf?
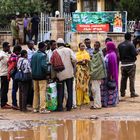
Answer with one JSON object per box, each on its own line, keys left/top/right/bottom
{"left": 76, "top": 49, "right": 90, "bottom": 61}
{"left": 106, "top": 42, "right": 118, "bottom": 87}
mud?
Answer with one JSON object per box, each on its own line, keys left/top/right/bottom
{"left": 0, "top": 120, "right": 140, "bottom": 140}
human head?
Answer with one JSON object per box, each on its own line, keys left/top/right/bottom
{"left": 13, "top": 45, "right": 22, "bottom": 55}
{"left": 125, "top": 32, "right": 131, "bottom": 41}
{"left": 106, "top": 41, "right": 116, "bottom": 53}
{"left": 44, "top": 40, "right": 50, "bottom": 50}
{"left": 79, "top": 42, "right": 85, "bottom": 51}
{"left": 2, "top": 42, "right": 10, "bottom": 52}
{"left": 105, "top": 38, "right": 112, "bottom": 44}
{"left": 38, "top": 42, "right": 46, "bottom": 52}
{"left": 94, "top": 41, "right": 101, "bottom": 51}
{"left": 56, "top": 38, "right": 65, "bottom": 48}
{"left": 24, "top": 13, "right": 28, "bottom": 18}
{"left": 20, "top": 50, "right": 27, "bottom": 58}
{"left": 84, "top": 38, "right": 91, "bottom": 48}
{"left": 27, "top": 40, "right": 34, "bottom": 50}
{"left": 50, "top": 40, "right": 57, "bottom": 51}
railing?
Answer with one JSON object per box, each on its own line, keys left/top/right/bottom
{"left": 127, "top": 20, "right": 135, "bottom": 33}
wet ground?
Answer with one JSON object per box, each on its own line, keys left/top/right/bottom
{"left": 0, "top": 120, "right": 140, "bottom": 140}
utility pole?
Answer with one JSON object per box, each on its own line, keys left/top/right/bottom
{"left": 60, "top": 0, "right": 63, "bottom": 17}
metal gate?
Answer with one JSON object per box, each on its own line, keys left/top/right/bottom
{"left": 39, "top": 12, "right": 72, "bottom": 43}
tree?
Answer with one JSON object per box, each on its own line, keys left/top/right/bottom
{"left": 119, "top": 0, "right": 140, "bottom": 20}
{"left": 0, "top": 0, "right": 52, "bottom": 15}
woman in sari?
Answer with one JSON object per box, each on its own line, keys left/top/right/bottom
{"left": 101, "top": 41, "right": 119, "bottom": 107}
{"left": 76, "top": 43, "right": 90, "bottom": 106}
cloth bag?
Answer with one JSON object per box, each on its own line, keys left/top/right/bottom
{"left": 107, "top": 79, "right": 116, "bottom": 90}
{"left": 14, "top": 60, "right": 32, "bottom": 82}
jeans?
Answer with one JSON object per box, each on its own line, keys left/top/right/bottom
{"left": 12, "top": 79, "right": 18, "bottom": 106}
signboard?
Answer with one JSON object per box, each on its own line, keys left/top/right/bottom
{"left": 72, "top": 11, "right": 127, "bottom": 33}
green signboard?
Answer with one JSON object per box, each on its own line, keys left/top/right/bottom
{"left": 72, "top": 11, "right": 127, "bottom": 33}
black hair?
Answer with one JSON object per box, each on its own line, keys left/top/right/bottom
{"left": 95, "top": 41, "right": 101, "bottom": 46}
{"left": 27, "top": 40, "right": 34, "bottom": 45}
{"left": 20, "top": 50, "right": 27, "bottom": 57}
{"left": 78, "top": 42, "right": 83, "bottom": 48}
{"left": 50, "top": 40, "right": 56, "bottom": 46}
{"left": 13, "top": 45, "right": 22, "bottom": 53}
{"left": 125, "top": 32, "right": 131, "bottom": 40}
{"left": 38, "top": 42, "right": 45, "bottom": 49}
{"left": 84, "top": 38, "right": 90, "bottom": 42}
{"left": 2, "top": 42, "right": 10, "bottom": 48}
{"left": 105, "top": 38, "right": 112, "bottom": 43}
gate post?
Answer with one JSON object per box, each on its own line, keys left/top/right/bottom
{"left": 50, "top": 18, "right": 65, "bottom": 40}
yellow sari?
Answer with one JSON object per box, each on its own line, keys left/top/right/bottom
{"left": 76, "top": 50, "right": 90, "bottom": 106}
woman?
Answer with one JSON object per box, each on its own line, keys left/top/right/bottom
{"left": 17, "top": 50, "right": 32, "bottom": 111}
{"left": 101, "top": 41, "right": 119, "bottom": 107}
{"left": 90, "top": 41, "right": 107, "bottom": 109}
{"left": 76, "top": 42, "right": 90, "bottom": 106}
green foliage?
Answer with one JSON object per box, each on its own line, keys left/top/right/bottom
{"left": 119, "top": 0, "right": 140, "bottom": 20}
{"left": 0, "top": 0, "right": 52, "bottom": 26}
{"left": 0, "top": 0, "right": 52, "bottom": 15}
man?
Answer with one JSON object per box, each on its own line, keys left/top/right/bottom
{"left": 46, "top": 40, "right": 57, "bottom": 62}
{"left": 31, "top": 42, "right": 50, "bottom": 113}
{"left": 90, "top": 41, "right": 107, "bottom": 109}
{"left": 23, "top": 13, "right": 30, "bottom": 44}
{"left": 102, "top": 37, "right": 113, "bottom": 56}
{"left": 11, "top": 16, "right": 19, "bottom": 46}
{"left": 8, "top": 45, "right": 22, "bottom": 110}
{"left": 51, "top": 38, "right": 76, "bottom": 111}
{"left": 27, "top": 40, "right": 36, "bottom": 106}
{"left": 27, "top": 40, "right": 36, "bottom": 62}
{"left": 31, "top": 13, "right": 40, "bottom": 45}
{"left": 118, "top": 32, "right": 138, "bottom": 98}
{"left": 84, "top": 38, "right": 94, "bottom": 59}
{"left": 0, "top": 42, "right": 11, "bottom": 109}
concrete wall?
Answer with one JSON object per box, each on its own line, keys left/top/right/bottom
{"left": 69, "top": 32, "right": 125, "bottom": 51}
{"left": 0, "top": 33, "right": 12, "bottom": 48}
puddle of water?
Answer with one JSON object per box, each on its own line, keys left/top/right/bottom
{"left": 0, "top": 120, "right": 140, "bottom": 140}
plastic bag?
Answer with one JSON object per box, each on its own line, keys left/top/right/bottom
{"left": 46, "top": 82, "right": 57, "bottom": 111}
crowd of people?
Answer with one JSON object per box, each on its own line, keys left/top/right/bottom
{"left": 0, "top": 32, "right": 139, "bottom": 113}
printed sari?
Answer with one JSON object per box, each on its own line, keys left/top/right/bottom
{"left": 76, "top": 50, "right": 90, "bottom": 106}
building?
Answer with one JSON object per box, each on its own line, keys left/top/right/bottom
{"left": 77, "top": 0, "right": 119, "bottom": 12}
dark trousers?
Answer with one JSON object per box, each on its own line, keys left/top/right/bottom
{"left": 120, "top": 64, "right": 136, "bottom": 96}
{"left": 18, "top": 81, "right": 30, "bottom": 111}
{"left": 57, "top": 78, "right": 73, "bottom": 111}
{"left": 24, "top": 28, "right": 31, "bottom": 44}
{"left": 31, "top": 31, "right": 38, "bottom": 45}
{"left": 12, "top": 79, "right": 18, "bottom": 106}
{"left": 0, "top": 76, "right": 9, "bottom": 107}
{"left": 26, "top": 80, "right": 34, "bottom": 106}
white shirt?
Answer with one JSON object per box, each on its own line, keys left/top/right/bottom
{"left": 46, "top": 49, "right": 53, "bottom": 62}
{"left": 27, "top": 48, "right": 36, "bottom": 62}
{"left": 0, "top": 51, "right": 10, "bottom": 76}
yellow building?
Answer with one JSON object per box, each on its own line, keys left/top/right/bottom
{"left": 77, "top": 0, "right": 117, "bottom": 12}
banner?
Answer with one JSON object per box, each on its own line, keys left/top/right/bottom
{"left": 72, "top": 11, "right": 127, "bottom": 33}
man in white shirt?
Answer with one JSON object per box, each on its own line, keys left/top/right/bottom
{"left": 27, "top": 40, "right": 36, "bottom": 63}
{"left": 46, "top": 40, "right": 57, "bottom": 62}
{"left": 27, "top": 40, "right": 36, "bottom": 106}
{"left": 0, "top": 42, "right": 11, "bottom": 109}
